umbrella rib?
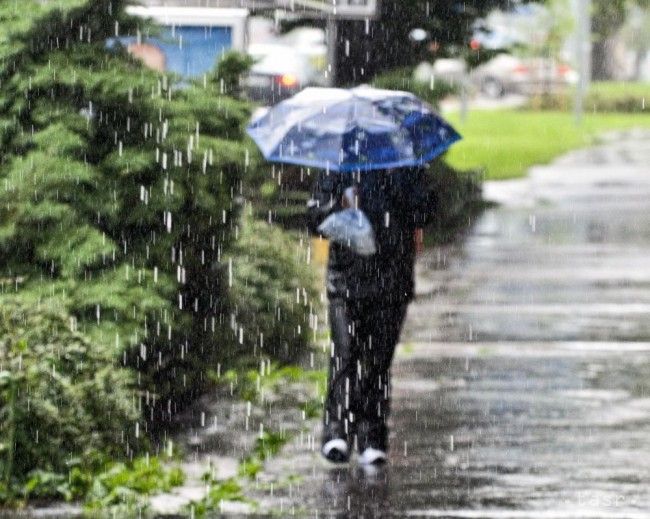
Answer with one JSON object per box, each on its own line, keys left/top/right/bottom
{"left": 267, "top": 96, "right": 356, "bottom": 161}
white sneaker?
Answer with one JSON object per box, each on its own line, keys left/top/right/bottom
{"left": 358, "top": 447, "right": 387, "bottom": 465}
{"left": 322, "top": 438, "right": 349, "bottom": 463}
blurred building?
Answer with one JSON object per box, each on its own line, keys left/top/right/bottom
{"left": 123, "top": 1, "right": 377, "bottom": 82}
{"left": 123, "top": 3, "right": 256, "bottom": 78}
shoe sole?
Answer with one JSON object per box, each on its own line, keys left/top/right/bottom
{"left": 358, "top": 447, "right": 387, "bottom": 465}
{"left": 322, "top": 439, "right": 350, "bottom": 464}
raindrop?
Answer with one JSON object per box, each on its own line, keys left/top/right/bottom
{"left": 164, "top": 211, "right": 172, "bottom": 233}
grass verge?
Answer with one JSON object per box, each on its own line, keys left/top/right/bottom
{"left": 444, "top": 110, "right": 650, "bottom": 180}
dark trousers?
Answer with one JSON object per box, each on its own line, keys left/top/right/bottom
{"left": 323, "top": 297, "right": 408, "bottom": 452}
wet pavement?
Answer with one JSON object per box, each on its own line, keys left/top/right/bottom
{"left": 248, "top": 130, "right": 650, "bottom": 518}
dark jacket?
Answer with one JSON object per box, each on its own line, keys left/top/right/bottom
{"left": 306, "top": 168, "right": 434, "bottom": 301}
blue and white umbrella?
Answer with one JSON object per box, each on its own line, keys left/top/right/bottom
{"left": 246, "top": 86, "right": 461, "bottom": 173}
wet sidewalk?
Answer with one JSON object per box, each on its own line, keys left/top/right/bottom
{"left": 250, "top": 130, "right": 650, "bottom": 518}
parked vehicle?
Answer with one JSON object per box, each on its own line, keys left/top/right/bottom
{"left": 276, "top": 27, "right": 327, "bottom": 74}
{"left": 244, "top": 25, "right": 327, "bottom": 105}
{"left": 244, "top": 45, "right": 320, "bottom": 104}
{"left": 470, "top": 53, "right": 578, "bottom": 97}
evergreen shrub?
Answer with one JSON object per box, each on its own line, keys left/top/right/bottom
{"left": 0, "top": 0, "right": 320, "bottom": 499}
{"left": 228, "top": 210, "right": 320, "bottom": 364}
{"left": 0, "top": 0, "right": 249, "bottom": 418}
{"left": 0, "top": 301, "right": 138, "bottom": 498}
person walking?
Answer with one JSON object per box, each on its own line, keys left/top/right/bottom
{"left": 307, "top": 166, "right": 433, "bottom": 465}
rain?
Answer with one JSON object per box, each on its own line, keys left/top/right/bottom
{"left": 1, "top": 0, "right": 650, "bottom": 518}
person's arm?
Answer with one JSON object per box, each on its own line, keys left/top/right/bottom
{"left": 306, "top": 172, "right": 343, "bottom": 235}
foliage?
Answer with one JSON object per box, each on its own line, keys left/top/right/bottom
{"left": 585, "top": 82, "right": 650, "bottom": 112}
{"left": 237, "top": 430, "right": 289, "bottom": 481}
{"left": 620, "top": 5, "right": 650, "bottom": 79}
{"left": 207, "top": 362, "right": 326, "bottom": 480}
{"left": 187, "top": 477, "right": 248, "bottom": 517}
{"left": 0, "top": 301, "right": 139, "bottom": 500}
{"left": 422, "top": 161, "right": 484, "bottom": 245}
{"left": 444, "top": 109, "right": 650, "bottom": 179}
{"left": 534, "top": 0, "right": 575, "bottom": 59}
{"left": 210, "top": 50, "right": 255, "bottom": 99}
{"left": 371, "top": 67, "right": 457, "bottom": 108}
{"left": 334, "top": 0, "right": 522, "bottom": 84}
{"left": 528, "top": 82, "right": 650, "bottom": 113}
{"left": 590, "top": 0, "right": 650, "bottom": 79}
{"left": 211, "top": 361, "right": 326, "bottom": 407}
{"left": 0, "top": 302, "right": 183, "bottom": 507}
{"left": 15, "top": 455, "right": 183, "bottom": 512}
{"left": 226, "top": 211, "right": 320, "bottom": 363}
{"left": 591, "top": 0, "right": 629, "bottom": 40}
{"left": 0, "top": 0, "right": 321, "bottom": 507}
{"left": 0, "top": 0, "right": 252, "bottom": 418}
{"left": 83, "top": 457, "right": 184, "bottom": 511}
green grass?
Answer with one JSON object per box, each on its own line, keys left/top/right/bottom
{"left": 527, "top": 81, "right": 649, "bottom": 113}
{"left": 444, "top": 110, "right": 650, "bottom": 180}
{"left": 588, "top": 81, "right": 650, "bottom": 102}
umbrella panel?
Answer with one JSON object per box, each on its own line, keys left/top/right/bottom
{"left": 247, "top": 90, "right": 461, "bottom": 172}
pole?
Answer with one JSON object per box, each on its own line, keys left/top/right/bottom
{"left": 460, "top": 72, "right": 469, "bottom": 124}
{"left": 574, "top": 0, "right": 591, "bottom": 126}
{"left": 326, "top": 17, "right": 338, "bottom": 87}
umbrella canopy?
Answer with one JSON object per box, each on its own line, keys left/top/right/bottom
{"left": 246, "top": 86, "right": 461, "bottom": 172}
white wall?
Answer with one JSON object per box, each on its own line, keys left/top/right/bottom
{"left": 126, "top": 6, "right": 249, "bottom": 51}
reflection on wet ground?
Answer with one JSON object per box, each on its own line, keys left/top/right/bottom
{"left": 388, "top": 346, "right": 650, "bottom": 517}
{"left": 248, "top": 131, "right": 650, "bottom": 518}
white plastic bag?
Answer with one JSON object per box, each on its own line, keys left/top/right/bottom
{"left": 317, "top": 208, "right": 377, "bottom": 256}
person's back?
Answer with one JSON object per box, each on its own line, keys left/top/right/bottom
{"left": 308, "top": 168, "right": 430, "bottom": 301}
{"left": 307, "top": 167, "right": 434, "bottom": 465}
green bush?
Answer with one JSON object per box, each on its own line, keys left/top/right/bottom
{"left": 0, "top": 301, "right": 138, "bottom": 499}
{"left": 0, "top": 0, "right": 250, "bottom": 416}
{"left": 423, "top": 160, "right": 484, "bottom": 245}
{"left": 526, "top": 82, "right": 649, "bottom": 113}
{"left": 18, "top": 456, "right": 184, "bottom": 511}
{"left": 372, "top": 67, "right": 457, "bottom": 107}
{"left": 210, "top": 50, "right": 256, "bottom": 98}
{"left": 586, "top": 82, "right": 649, "bottom": 113}
{"left": 83, "top": 457, "right": 184, "bottom": 511}
{"left": 0, "top": 1, "right": 321, "bottom": 505}
{"left": 226, "top": 211, "right": 320, "bottom": 363}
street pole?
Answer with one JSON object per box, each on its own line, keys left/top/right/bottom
{"left": 574, "top": 0, "right": 591, "bottom": 126}
{"left": 460, "top": 72, "right": 469, "bottom": 124}
{"left": 326, "top": 17, "right": 338, "bottom": 87}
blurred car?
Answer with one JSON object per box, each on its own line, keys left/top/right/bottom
{"left": 244, "top": 45, "right": 320, "bottom": 105}
{"left": 276, "top": 27, "right": 328, "bottom": 74}
{"left": 470, "top": 53, "right": 578, "bottom": 98}
{"left": 471, "top": 22, "right": 523, "bottom": 51}
{"left": 244, "top": 25, "right": 328, "bottom": 105}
